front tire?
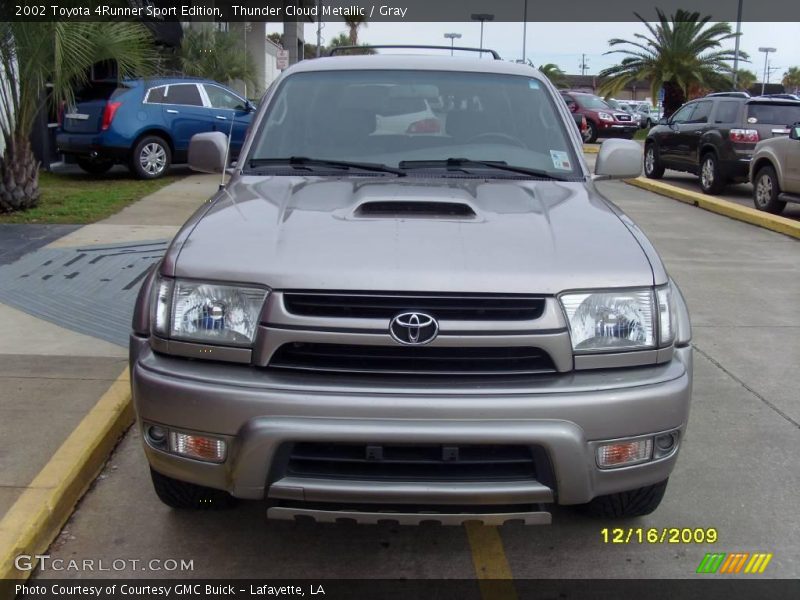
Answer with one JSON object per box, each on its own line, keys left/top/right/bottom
{"left": 76, "top": 156, "right": 114, "bottom": 175}
{"left": 699, "top": 152, "right": 725, "bottom": 195}
{"left": 753, "top": 165, "right": 786, "bottom": 214}
{"left": 644, "top": 143, "right": 665, "bottom": 179}
{"left": 150, "top": 468, "right": 236, "bottom": 510}
{"left": 130, "top": 135, "right": 171, "bottom": 179}
{"left": 582, "top": 120, "right": 598, "bottom": 144}
{"left": 576, "top": 479, "right": 669, "bottom": 518}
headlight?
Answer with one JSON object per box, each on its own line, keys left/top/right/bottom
{"left": 560, "top": 288, "right": 660, "bottom": 353}
{"left": 598, "top": 111, "right": 614, "bottom": 122}
{"left": 152, "top": 277, "right": 268, "bottom": 347}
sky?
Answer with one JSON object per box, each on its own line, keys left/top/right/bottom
{"left": 277, "top": 21, "right": 800, "bottom": 83}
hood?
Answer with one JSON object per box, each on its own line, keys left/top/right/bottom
{"left": 171, "top": 176, "right": 655, "bottom": 294}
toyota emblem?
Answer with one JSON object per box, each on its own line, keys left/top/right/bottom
{"left": 389, "top": 312, "right": 439, "bottom": 345}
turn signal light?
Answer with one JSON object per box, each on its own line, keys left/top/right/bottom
{"left": 597, "top": 438, "right": 652, "bottom": 468}
{"left": 169, "top": 431, "right": 227, "bottom": 463}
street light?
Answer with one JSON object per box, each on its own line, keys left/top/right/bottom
{"left": 759, "top": 47, "right": 776, "bottom": 95}
{"left": 443, "top": 32, "right": 462, "bottom": 56}
{"left": 471, "top": 13, "right": 494, "bottom": 56}
{"left": 732, "top": 0, "right": 743, "bottom": 89}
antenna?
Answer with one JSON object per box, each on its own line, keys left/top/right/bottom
{"left": 219, "top": 108, "right": 236, "bottom": 191}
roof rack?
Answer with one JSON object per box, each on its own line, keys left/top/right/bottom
{"left": 705, "top": 91, "right": 750, "bottom": 98}
{"left": 328, "top": 45, "right": 501, "bottom": 60}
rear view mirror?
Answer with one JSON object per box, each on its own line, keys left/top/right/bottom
{"left": 594, "top": 138, "right": 642, "bottom": 179}
{"left": 188, "top": 131, "right": 228, "bottom": 174}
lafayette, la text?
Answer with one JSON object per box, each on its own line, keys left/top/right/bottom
{"left": 17, "top": 583, "right": 325, "bottom": 597}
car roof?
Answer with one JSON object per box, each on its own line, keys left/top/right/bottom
{"left": 284, "top": 54, "right": 549, "bottom": 81}
{"left": 121, "top": 76, "right": 220, "bottom": 86}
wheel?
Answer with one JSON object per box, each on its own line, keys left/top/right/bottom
{"left": 576, "top": 479, "right": 669, "bottom": 518}
{"left": 643, "top": 143, "right": 665, "bottom": 179}
{"left": 130, "top": 135, "right": 171, "bottom": 179}
{"left": 699, "top": 152, "right": 725, "bottom": 195}
{"left": 76, "top": 156, "right": 114, "bottom": 175}
{"left": 149, "top": 468, "right": 236, "bottom": 510}
{"left": 582, "top": 120, "right": 598, "bottom": 144}
{"left": 753, "top": 165, "right": 786, "bottom": 214}
{"left": 646, "top": 118, "right": 653, "bottom": 128}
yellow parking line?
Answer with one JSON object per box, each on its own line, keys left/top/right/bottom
{"left": 465, "top": 522, "right": 518, "bottom": 600}
{"left": 0, "top": 368, "right": 133, "bottom": 582}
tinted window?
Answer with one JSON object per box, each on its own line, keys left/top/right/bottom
{"left": 714, "top": 101, "right": 740, "bottom": 123}
{"left": 576, "top": 95, "right": 612, "bottom": 109}
{"left": 251, "top": 70, "right": 581, "bottom": 177}
{"left": 688, "top": 101, "right": 712, "bottom": 123}
{"left": 165, "top": 84, "right": 203, "bottom": 106}
{"left": 204, "top": 84, "right": 246, "bottom": 110}
{"left": 670, "top": 104, "right": 695, "bottom": 124}
{"left": 746, "top": 103, "right": 800, "bottom": 125}
{"left": 146, "top": 86, "right": 167, "bottom": 104}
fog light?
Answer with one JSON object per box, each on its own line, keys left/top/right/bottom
{"left": 147, "top": 425, "right": 168, "bottom": 446}
{"left": 597, "top": 438, "right": 652, "bottom": 469}
{"left": 169, "top": 432, "right": 227, "bottom": 463}
{"left": 654, "top": 431, "right": 679, "bottom": 458}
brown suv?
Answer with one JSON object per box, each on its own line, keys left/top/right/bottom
{"left": 560, "top": 91, "right": 638, "bottom": 143}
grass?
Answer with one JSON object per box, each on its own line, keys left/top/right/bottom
{"left": 0, "top": 170, "right": 182, "bottom": 224}
{"left": 634, "top": 128, "right": 650, "bottom": 141}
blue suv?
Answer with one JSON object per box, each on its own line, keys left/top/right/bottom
{"left": 56, "top": 77, "right": 255, "bottom": 179}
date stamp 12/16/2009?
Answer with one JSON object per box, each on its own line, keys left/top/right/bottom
{"left": 600, "top": 527, "right": 719, "bottom": 544}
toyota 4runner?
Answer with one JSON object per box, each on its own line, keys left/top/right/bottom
{"left": 130, "top": 50, "right": 693, "bottom": 525}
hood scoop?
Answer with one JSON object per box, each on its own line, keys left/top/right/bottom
{"left": 354, "top": 200, "right": 477, "bottom": 219}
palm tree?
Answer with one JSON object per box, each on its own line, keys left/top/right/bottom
{"left": 598, "top": 9, "right": 744, "bottom": 117}
{"left": 538, "top": 63, "right": 567, "bottom": 88}
{"left": 344, "top": 16, "right": 367, "bottom": 46}
{"left": 327, "top": 32, "right": 375, "bottom": 56}
{"left": 179, "top": 29, "right": 257, "bottom": 92}
{"left": 0, "top": 22, "right": 155, "bottom": 213}
{"left": 783, "top": 66, "right": 800, "bottom": 94}
{"left": 735, "top": 69, "right": 757, "bottom": 93}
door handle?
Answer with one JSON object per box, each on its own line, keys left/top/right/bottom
{"left": 215, "top": 115, "right": 227, "bottom": 120}
{"left": 166, "top": 109, "right": 178, "bottom": 114}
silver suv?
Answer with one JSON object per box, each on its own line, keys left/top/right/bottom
{"left": 130, "top": 52, "right": 693, "bottom": 525}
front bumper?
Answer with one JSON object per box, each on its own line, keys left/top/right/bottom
{"left": 597, "top": 122, "right": 639, "bottom": 137}
{"left": 131, "top": 335, "right": 693, "bottom": 512}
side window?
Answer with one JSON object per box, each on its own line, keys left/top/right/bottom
{"left": 203, "top": 84, "right": 246, "bottom": 110}
{"left": 714, "top": 101, "right": 740, "bottom": 123}
{"left": 670, "top": 103, "right": 695, "bottom": 124}
{"left": 688, "top": 101, "right": 712, "bottom": 123}
{"left": 165, "top": 84, "right": 203, "bottom": 107}
{"left": 562, "top": 95, "right": 577, "bottom": 110}
{"left": 145, "top": 86, "right": 167, "bottom": 104}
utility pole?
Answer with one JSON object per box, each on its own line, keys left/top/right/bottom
{"left": 759, "top": 47, "right": 776, "bottom": 95}
{"left": 579, "top": 54, "right": 589, "bottom": 76}
{"left": 522, "top": 0, "right": 528, "bottom": 64}
{"left": 316, "top": 0, "right": 322, "bottom": 57}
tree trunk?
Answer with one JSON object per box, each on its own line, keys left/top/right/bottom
{"left": 662, "top": 80, "right": 686, "bottom": 119}
{"left": 0, "top": 136, "right": 41, "bottom": 213}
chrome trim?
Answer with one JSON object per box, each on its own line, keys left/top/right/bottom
{"left": 267, "top": 506, "right": 552, "bottom": 526}
{"left": 268, "top": 477, "right": 554, "bottom": 505}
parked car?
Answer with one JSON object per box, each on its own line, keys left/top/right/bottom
{"left": 560, "top": 91, "right": 638, "bottom": 143}
{"left": 57, "top": 77, "right": 256, "bottom": 179}
{"left": 634, "top": 104, "right": 660, "bottom": 128}
{"left": 131, "top": 51, "right": 693, "bottom": 525}
{"left": 749, "top": 121, "right": 800, "bottom": 214}
{"left": 644, "top": 94, "right": 800, "bottom": 194}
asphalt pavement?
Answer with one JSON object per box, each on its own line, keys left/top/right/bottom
{"left": 30, "top": 177, "right": 800, "bottom": 581}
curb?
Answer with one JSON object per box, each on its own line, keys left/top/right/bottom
{"left": 0, "top": 368, "right": 133, "bottom": 582}
{"left": 625, "top": 177, "right": 800, "bottom": 240}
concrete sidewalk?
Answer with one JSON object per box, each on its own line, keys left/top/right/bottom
{"left": 0, "top": 173, "right": 217, "bottom": 579}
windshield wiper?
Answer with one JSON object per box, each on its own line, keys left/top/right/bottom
{"left": 398, "top": 158, "right": 574, "bottom": 181}
{"left": 248, "top": 157, "right": 405, "bottom": 176}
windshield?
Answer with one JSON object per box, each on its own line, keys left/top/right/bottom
{"left": 576, "top": 95, "right": 612, "bottom": 110}
{"left": 247, "top": 69, "right": 582, "bottom": 179}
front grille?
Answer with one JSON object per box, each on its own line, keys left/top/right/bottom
{"left": 268, "top": 343, "right": 557, "bottom": 375}
{"left": 282, "top": 293, "right": 546, "bottom": 321}
{"left": 285, "top": 443, "right": 540, "bottom": 481}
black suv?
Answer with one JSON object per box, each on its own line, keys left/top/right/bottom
{"left": 644, "top": 94, "right": 800, "bottom": 194}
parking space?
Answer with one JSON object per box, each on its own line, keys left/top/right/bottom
{"left": 31, "top": 178, "right": 800, "bottom": 582}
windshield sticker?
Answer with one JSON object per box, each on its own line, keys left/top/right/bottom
{"left": 747, "top": 117, "right": 758, "bottom": 123}
{"left": 550, "top": 150, "right": 572, "bottom": 171}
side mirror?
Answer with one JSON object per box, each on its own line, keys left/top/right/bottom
{"left": 790, "top": 123, "right": 800, "bottom": 140}
{"left": 657, "top": 117, "right": 669, "bottom": 126}
{"left": 594, "top": 138, "right": 642, "bottom": 179}
{"left": 188, "top": 131, "right": 228, "bottom": 174}
{"left": 246, "top": 100, "right": 256, "bottom": 113}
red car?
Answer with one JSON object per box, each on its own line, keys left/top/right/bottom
{"left": 561, "top": 91, "right": 638, "bottom": 143}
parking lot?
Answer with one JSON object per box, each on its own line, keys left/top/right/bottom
{"left": 30, "top": 177, "right": 800, "bottom": 582}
